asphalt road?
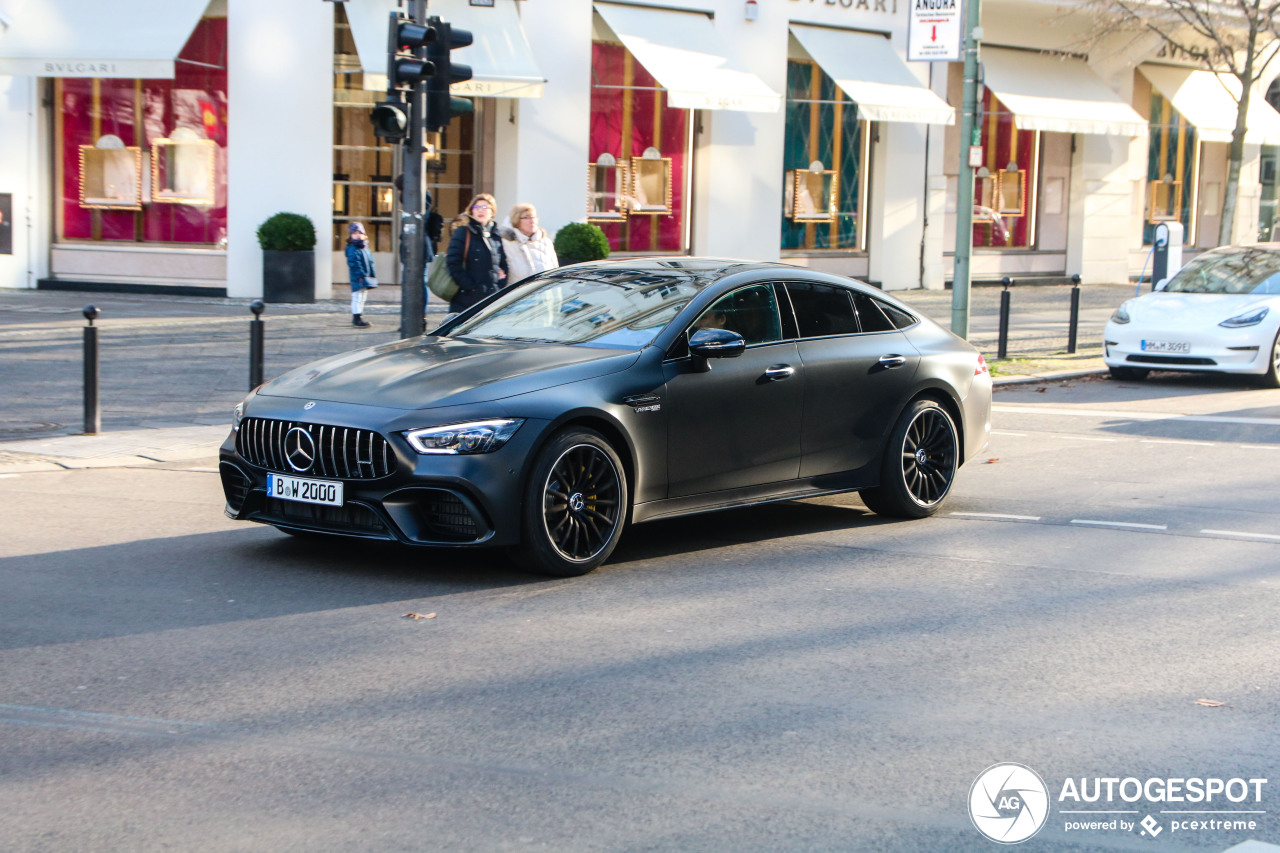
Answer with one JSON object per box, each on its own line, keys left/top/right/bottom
{"left": 2, "top": 371, "right": 1279, "bottom": 852}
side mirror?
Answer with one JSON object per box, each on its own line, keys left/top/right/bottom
{"left": 1154, "top": 278, "right": 1169, "bottom": 292}
{"left": 688, "top": 328, "right": 746, "bottom": 360}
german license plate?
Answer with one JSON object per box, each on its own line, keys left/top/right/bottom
{"left": 1141, "top": 340, "right": 1190, "bottom": 353}
{"left": 267, "top": 473, "right": 343, "bottom": 506}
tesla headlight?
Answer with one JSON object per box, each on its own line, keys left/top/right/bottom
{"left": 1110, "top": 304, "right": 1131, "bottom": 324}
{"left": 404, "top": 419, "right": 525, "bottom": 455}
{"left": 1219, "top": 307, "right": 1270, "bottom": 328}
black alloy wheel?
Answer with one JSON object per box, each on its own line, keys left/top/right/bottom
{"left": 859, "top": 399, "right": 958, "bottom": 519}
{"left": 512, "top": 428, "right": 627, "bottom": 576}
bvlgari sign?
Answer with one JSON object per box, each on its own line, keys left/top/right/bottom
{"left": 908, "top": 0, "right": 963, "bottom": 61}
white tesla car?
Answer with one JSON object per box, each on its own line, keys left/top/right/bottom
{"left": 1104, "top": 245, "right": 1280, "bottom": 387}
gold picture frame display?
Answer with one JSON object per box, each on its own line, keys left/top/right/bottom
{"left": 586, "top": 153, "right": 629, "bottom": 222}
{"left": 628, "top": 149, "right": 673, "bottom": 215}
{"left": 150, "top": 127, "right": 217, "bottom": 207}
{"left": 1148, "top": 176, "right": 1183, "bottom": 223}
{"left": 994, "top": 168, "right": 1026, "bottom": 217}
{"left": 78, "top": 135, "right": 143, "bottom": 210}
{"left": 786, "top": 160, "right": 839, "bottom": 222}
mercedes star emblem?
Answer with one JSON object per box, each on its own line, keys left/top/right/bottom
{"left": 284, "top": 427, "right": 316, "bottom": 472}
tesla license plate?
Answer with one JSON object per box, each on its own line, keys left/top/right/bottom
{"left": 267, "top": 473, "right": 343, "bottom": 506}
{"left": 1141, "top": 340, "right": 1191, "bottom": 354}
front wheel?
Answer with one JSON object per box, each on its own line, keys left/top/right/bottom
{"left": 1257, "top": 329, "right": 1280, "bottom": 389}
{"left": 859, "top": 399, "right": 958, "bottom": 519}
{"left": 510, "top": 428, "right": 628, "bottom": 577}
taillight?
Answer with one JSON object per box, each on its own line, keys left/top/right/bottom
{"left": 975, "top": 353, "right": 989, "bottom": 375}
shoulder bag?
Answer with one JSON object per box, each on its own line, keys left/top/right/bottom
{"left": 427, "top": 229, "right": 469, "bottom": 302}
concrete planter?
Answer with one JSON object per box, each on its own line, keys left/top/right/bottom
{"left": 262, "top": 250, "right": 315, "bottom": 303}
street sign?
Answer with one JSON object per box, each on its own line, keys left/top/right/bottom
{"left": 907, "top": 0, "right": 963, "bottom": 62}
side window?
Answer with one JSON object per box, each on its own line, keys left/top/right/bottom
{"left": 852, "top": 292, "right": 917, "bottom": 331}
{"left": 691, "top": 283, "right": 783, "bottom": 345}
{"left": 785, "top": 282, "right": 859, "bottom": 338}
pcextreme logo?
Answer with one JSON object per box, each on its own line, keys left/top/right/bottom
{"left": 969, "top": 763, "right": 1269, "bottom": 844}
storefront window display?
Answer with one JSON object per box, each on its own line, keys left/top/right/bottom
{"left": 972, "top": 89, "right": 1039, "bottom": 249}
{"left": 781, "top": 60, "right": 864, "bottom": 251}
{"left": 589, "top": 41, "right": 689, "bottom": 253}
{"left": 331, "top": 5, "right": 476, "bottom": 259}
{"left": 1145, "top": 90, "right": 1197, "bottom": 246}
{"left": 56, "top": 18, "right": 227, "bottom": 245}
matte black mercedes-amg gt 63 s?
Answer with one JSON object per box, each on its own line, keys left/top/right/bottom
{"left": 220, "top": 260, "right": 992, "bottom": 576}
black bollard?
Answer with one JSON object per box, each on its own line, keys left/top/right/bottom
{"left": 998, "top": 277, "right": 1013, "bottom": 360}
{"left": 249, "top": 300, "right": 265, "bottom": 390}
{"left": 83, "top": 306, "right": 100, "bottom": 435}
{"left": 1068, "top": 274, "right": 1081, "bottom": 354}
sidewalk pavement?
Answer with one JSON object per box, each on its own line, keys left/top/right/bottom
{"left": 0, "top": 280, "right": 1132, "bottom": 472}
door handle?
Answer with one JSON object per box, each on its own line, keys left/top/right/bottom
{"left": 878, "top": 354, "right": 908, "bottom": 368}
{"left": 764, "top": 365, "right": 795, "bottom": 380}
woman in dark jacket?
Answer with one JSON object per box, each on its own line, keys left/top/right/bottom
{"left": 446, "top": 192, "right": 508, "bottom": 313}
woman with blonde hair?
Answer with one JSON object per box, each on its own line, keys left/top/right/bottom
{"left": 500, "top": 202, "right": 559, "bottom": 284}
{"left": 445, "top": 192, "right": 508, "bottom": 313}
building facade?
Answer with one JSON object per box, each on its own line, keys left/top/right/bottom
{"left": 1, "top": 0, "right": 1278, "bottom": 299}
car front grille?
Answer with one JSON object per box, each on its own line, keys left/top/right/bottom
{"left": 237, "top": 418, "right": 395, "bottom": 479}
{"left": 1126, "top": 355, "right": 1217, "bottom": 366}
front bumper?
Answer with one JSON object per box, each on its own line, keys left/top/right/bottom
{"left": 1103, "top": 322, "right": 1272, "bottom": 375}
{"left": 218, "top": 415, "right": 546, "bottom": 548}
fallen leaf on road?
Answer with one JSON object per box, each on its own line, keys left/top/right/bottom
{"left": 985, "top": 458, "right": 1000, "bottom": 464}
{"left": 1036, "top": 387, "right": 1047, "bottom": 393}
{"left": 403, "top": 612, "right": 437, "bottom": 620}
{"left": 1194, "top": 698, "right": 1226, "bottom": 707}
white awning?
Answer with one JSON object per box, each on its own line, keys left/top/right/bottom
{"left": 1140, "top": 64, "right": 1280, "bottom": 145}
{"left": 789, "top": 25, "right": 953, "bottom": 125}
{"left": 594, "top": 2, "right": 781, "bottom": 113}
{"left": 0, "top": 0, "right": 209, "bottom": 79}
{"left": 982, "top": 47, "right": 1147, "bottom": 137}
{"left": 347, "top": 0, "right": 544, "bottom": 98}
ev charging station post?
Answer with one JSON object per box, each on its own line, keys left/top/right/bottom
{"left": 1152, "top": 222, "right": 1184, "bottom": 290}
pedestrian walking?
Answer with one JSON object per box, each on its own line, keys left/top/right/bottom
{"left": 344, "top": 221, "right": 377, "bottom": 328}
{"left": 446, "top": 193, "right": 508, "bottom": 313}
{"left": 500, "top": 203, "right": 558, "bottom": 284}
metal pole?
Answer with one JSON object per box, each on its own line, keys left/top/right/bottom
{"left": 249, "top": 300, "right": 265, "bottom": 390}
{"left": 997, "top": 277, "right": 1012, "bottom": 360}
{"left": 951, "top": 0, "right": 983, "bottom": 339}
{"left": 399, "top": 0, "right": 428, "bottom": 340}
{"left": 83, "top": 305, "right": 100, "bottom": 435}
{"left": 1067, "top": 274, "right": 1081, "bottom": 355}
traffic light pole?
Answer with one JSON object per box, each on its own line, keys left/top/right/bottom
{"left": 951, "top": 0, "right": 982, "bottom": 340}
{"left": 399, "top": 0, "right": 428, "bottom": 339}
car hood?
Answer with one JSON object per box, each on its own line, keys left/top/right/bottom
{"left": 257, "top": 336, "right": 641, "bottom": 409}
{"left": 1128, "top": 292, "right": 1276, "bottom": 326}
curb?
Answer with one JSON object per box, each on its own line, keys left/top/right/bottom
{"left": 993, "top": 368, "right": 1109, "bottom": 387}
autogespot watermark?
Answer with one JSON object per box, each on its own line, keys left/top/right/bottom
{"left": 968, "top": 764, "right": 1269, "bottom": 844}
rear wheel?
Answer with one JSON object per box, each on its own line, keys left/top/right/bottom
{"left": 510, "top": 428, "right": 627, "bottom": 577}
{"left": 1258, "top": 329, "right": 1280, "bottom": 389}
{"left": 1109, "top": 366, "right": 1150, "bottom": 381}
{"left": 859, "top": 399, "right": 958, "bottom": 519}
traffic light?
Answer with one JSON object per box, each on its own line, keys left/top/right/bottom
{"left": 425, "top": 18, "right": 474, "bottom": 134}
{"left": 369, "top": 15, "right": 436, "bottom": 140}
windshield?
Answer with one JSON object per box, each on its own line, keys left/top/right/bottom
{"left": 1164, "top": 249, "right": 1280, "bottom": 295}
{"left": 448, "top": 267, "right": 714, "bottom": 348}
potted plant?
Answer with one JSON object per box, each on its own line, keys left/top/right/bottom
{"left": 553, "top": 222, "right": 610, "bottom": 266}
{"left": 257, "top": 212, "right": 317, "bottom": 303}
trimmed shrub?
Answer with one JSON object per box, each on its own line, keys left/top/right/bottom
{"left": 256, "top": 212, "right": 317, "bottom": 252}
{"left": 553, "top": 222, "right": 610, "bottom": 264}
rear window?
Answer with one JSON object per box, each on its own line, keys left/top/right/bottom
{"left": 785, "top": 282, "right": 859, "bottom": 338}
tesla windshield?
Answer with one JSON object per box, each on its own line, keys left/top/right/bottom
{"left": 1164, "top": 248, "right": 1280, "bottom": 295}
{"left": 449, "top": 269, "right": 711, "bottom": 348}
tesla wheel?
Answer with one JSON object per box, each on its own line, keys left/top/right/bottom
{"left": 1259, "top": 329, "right": 1280, "bottom": 389}
{"left": 512, "top": 428, "right": 628, "bottom": 577}
{"left": 1109, "top": 366, "right": 1150, "bottom": 381}
{"left": 860, "top": 399, "right": 958, "bottom": 519}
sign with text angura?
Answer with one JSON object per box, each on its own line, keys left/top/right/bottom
{"left": 907, "top": 0, "right": 963, "bottom": 61}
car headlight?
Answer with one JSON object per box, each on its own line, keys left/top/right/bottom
{"left": 1219, "top": 307, "right": 1270, "bottom": 328}
{"left": 233, "top": 401, "right": 245, "bottom": 431}
{"left": 1110, "top": 305, "right": 1131, "bottom": 324}
{"left": 403, "top": 419, "right": 524, "bottom": 455}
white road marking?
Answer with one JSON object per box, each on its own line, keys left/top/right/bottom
{"left": 0, "top": 474, "right": 19, "bottom": 479}
{"left": 950, "top": 512, "right": 1042, "bottom": 521}
{"left": 1201, "top": 529, "right": 1280, "bottom": 542}
{"left": 994, "top": 404, "right": 1280, "bottom": 427}
{"left": 1242, "top": 445, "right": 1280, "bottom": 451}
{"left": 1140, "top": 439, "right": 1214, "bottom": 446}
{"left": 991, "top": 430, "right": 1027, "bottom": 437}
{"left": 1071, "top": 519, "right": 1169, "bottom": 531}
{"left": 1059, "top": 435, "right": 1116, "bottom": 442}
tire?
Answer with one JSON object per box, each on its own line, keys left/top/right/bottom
{"left": 1257, "top": 329, "right": 1280, "bottom": 389}
{"left": 1109, "top": 366, "right": 1150, "bottom": 381}
{"left": 859, "top": 399, "right": 959, "bottom": 519}
{"left": 510, "top": 428, "right": 628, "bottom": 577}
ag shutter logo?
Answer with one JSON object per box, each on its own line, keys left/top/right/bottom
{"left": 969, "top": 763, "right": 1050, "bottom": 844}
